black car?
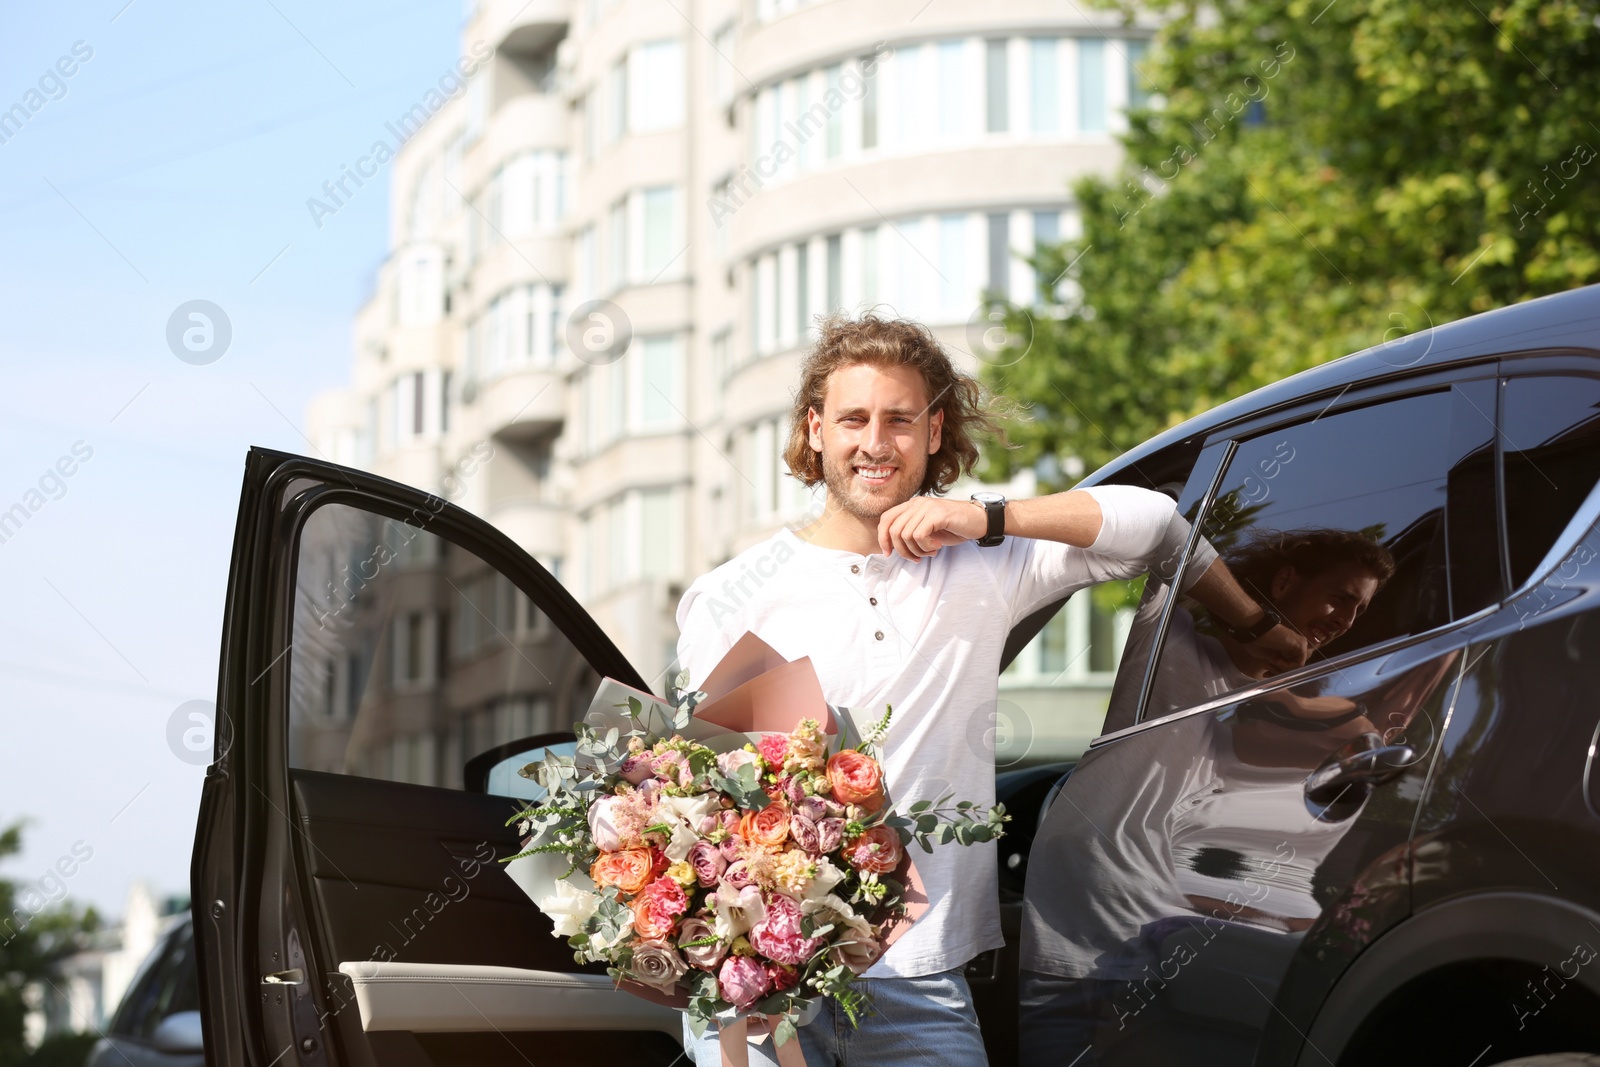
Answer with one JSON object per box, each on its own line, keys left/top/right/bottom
{"left": 191, "top": 285, "right": 1600, "bottom": 1067}
{"left": 85, "top": 913, "right": 204, "bottom": 1067}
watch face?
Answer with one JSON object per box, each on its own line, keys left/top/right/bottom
{"left": 971, "top": 491, "right": 1005, "bottom": 504}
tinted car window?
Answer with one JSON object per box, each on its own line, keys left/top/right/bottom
{"left": 1502, "top": 374, "right": 1600, "bottom": 587}
{"left": 289, "top": 502, "right": 600, "bottom": 791}
{"left": 110, "top": 920, "right": 195, "bottom": 1039}
{"left": 1140, "top": 387, "right": 1494, "bottom": 720}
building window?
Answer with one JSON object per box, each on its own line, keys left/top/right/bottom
{"left": 1127, "top": 39, "right": 1152, "bottom": 110}
{"left": 1079, "top": 39, "right": 1107, "bottom": 132}
{"left": 826, "top": 234, "right": 842, "bottom": 312}
{"left": 985, "top": 39, "right": 1008, "bottom": 132}
{"left": 861, "top": 54, "right": 879, "bottom": 149}
{"left": 639, "top": 335, "right": 680, "bottom": 427}
{"left": 825, "top": 64, "right": 843, "bottom": 157}
{"left": 631, "top": 40, "right": 685, "bottom": 131}
{"left": 643, "top": 185, "right": 678, "bottom": 279}
{"left": 1030, "top": 38, "right": 1059, "bottom": 133}
{"left": 938, "top": 40, "right": 965, "bottom": 137}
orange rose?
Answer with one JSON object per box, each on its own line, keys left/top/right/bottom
{"left": 590, "top": 848, "right": 654, "bottom": 896}
{"left": 738, "top": 805, "right": 791, "bottom": 849}
{"left": 843, "top": 825, "right": 903, "bottom": 874}
{"left": 827, "top": 750, "right": 885, "bottom": 811}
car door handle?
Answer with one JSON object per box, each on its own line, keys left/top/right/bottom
{"left": 262, "top": 969, "right": 304, "bottom": 986}
{"left": 1304, "top": 743, "right": 1418, "bottom": 802}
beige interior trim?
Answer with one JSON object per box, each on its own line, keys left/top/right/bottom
{"left": 336, "top": 961, "right": 683, "bottom": 1037}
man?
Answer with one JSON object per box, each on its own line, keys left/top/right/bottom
{"left": 675, "top": 314, "right": 1304, "bottom": 1065}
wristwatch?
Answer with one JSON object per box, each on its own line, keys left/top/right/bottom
{"left": 1223, "top": 605, "right": 1283, "bottom": 643}
{"left": 970, "top": 491, "right": 1006, "bottom": 547}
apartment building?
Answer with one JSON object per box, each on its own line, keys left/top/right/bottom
{"left": 306, "top": 0, "right": 1155, "bottom": 780}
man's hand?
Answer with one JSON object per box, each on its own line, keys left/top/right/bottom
{"left": 1234, "top": 623, "right": 1309, "bottom": 676}
{"left": 876, "top": 497, "right": 988, "bottom": 560}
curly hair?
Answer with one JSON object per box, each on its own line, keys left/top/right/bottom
{"left": 1226, "top": 527, "right": 1397, "bottom": 605}
{"left": 783, "top": 312, "right": 1012, "bottom": 495}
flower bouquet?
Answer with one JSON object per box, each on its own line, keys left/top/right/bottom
{"left": 501, "top": 633, "right": 1008, "bottom": 1061}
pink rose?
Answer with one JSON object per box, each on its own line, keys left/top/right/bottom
{"left": 758, "top": 733, "right": 790, "bottom": 769}
{"left": 789, "top": 814, "right": 820, "bottom": 853}
{"left": 719, "top": 836, "right": 741, "bottom": 861}
{"left": 677, "top": 916, "right": 727, "bottom": 971}
{"left": 587, "top": 796, "right": 624, "bottom": 852}
{"left": 826, "top": 750, "right": 885, "bottom": 811}
{"left": 816, "top": 817, "right": 845, "bottom": 854}
{"left": 688, "top": 840, "right": 727, "bottom": 887}
{"left": 724, "top": 859, "right": 754, "bottom": 890}
{"left": 632, "top": 876, "right": 688, "bottom": 940}
{"left": 619, "top": 753, "right": 655, "bottom": 785}
{"left": 718, "top": 954, "right": 772, "bottom": 1011}
{"left": 748, "top": 892, "right": 824, "bottom": 967}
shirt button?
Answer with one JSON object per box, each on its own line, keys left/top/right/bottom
{"left": 870, "top": 597, "right": 878, "bottom": 605}
{"left": 874, "top": 631, "right": 884, "bottom": 641}
{"left": 851, "top": 565, "right": 860, "bottom": 574}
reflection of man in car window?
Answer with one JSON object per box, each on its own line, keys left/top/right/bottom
{"left": 1115, "top": 528, "right": 1396, "bottom": 722}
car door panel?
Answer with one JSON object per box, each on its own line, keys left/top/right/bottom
{"left": 194, "top": 449, "right": 676, "bottom": 1067}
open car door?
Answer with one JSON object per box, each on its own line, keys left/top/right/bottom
{"left": 192, "top": 448, "right": 686, "bottom": 1067}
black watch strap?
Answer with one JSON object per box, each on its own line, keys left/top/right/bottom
{"left": 1225, "top": 606, "right": 1282, "bottom": 643}
{"left": 976, "top": 499, "right": 1005, "bottom": 547}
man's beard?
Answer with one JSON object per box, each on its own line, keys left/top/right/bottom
{"left": 820, "top": 448, "right": 926, "bottom": 521}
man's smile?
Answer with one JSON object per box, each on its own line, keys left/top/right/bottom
{"left": 853, "top": 462, "right": 898, "bottom": 487}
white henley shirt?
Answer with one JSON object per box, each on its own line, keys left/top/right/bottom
{"left": 674, "top": 484, "right": 1187, "bottom": 978}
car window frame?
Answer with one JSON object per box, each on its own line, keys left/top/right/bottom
{"left": 1493, "top": 353, "right": 1600, "bottom": 597}
{"left": 1099, "top": 358, "right": 1511, "bottom": 745}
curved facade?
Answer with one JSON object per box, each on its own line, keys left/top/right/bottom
{"left": 310, "top": 0, "right": 1152, "bottom": 750}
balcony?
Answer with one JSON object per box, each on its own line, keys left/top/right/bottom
{"left": 484, "top": 498, "right": 566, "bottom": 560}
{"left": 474, "top": 0, "right": 570, "bottom": 56}
{"left": 476, "top": 366, "right": 565, "bottom": 437}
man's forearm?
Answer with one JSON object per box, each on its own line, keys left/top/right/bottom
{"left": 1003, "top": 489, "right": 1105, "bottom": 548}
{"left": 1187, "top": 556, "right": 1271, "bottom": 632}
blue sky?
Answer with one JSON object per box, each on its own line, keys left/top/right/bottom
{"left": 0, "top": 0, "right": 467, "bottom": 918}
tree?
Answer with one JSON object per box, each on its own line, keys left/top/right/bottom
{"left": 0, "top": 821, "right": 98, "bottom": 1067}
{"left": 981, "top": 0, "right": 1600, "bottom": 483}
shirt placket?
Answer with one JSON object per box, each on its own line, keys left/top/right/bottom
{"left": 856, "top": 556, "right": 898, "bottom": 671}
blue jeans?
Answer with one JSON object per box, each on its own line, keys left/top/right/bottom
{"left": 679, "top": 967, "right": 990, "bottom": 1067}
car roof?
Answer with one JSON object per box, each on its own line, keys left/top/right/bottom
{"left": 1084, "top": 282, "right": 1600, "bottom": 486}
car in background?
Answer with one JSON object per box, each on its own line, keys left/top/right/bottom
{"left": 187, "top": 285, "right": 1600, "bottom": 1066}
{"left": 85, "top": 912, "right": 203, "bottom": 1067}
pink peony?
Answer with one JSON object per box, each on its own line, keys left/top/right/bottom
{"left": 677, "top": 916, "right": 727, "bottom": 971}
{"left": 688, "top": 840, "right": 727, "bottom": 887}
{"left": 719, "top": 836, "right": 741, "bottom": 861}
{"left": 718, "top": 954, "right": 772, "bottom": 1010}
{"left": 748, "top": 892, "right": 824, "bottom": 966}
{"left": 816, "top": 817, "right": 845, "bottom": 854}
{"left": 789, "top": 814, "right": 820, "bottom": 853}
{"left": 758, "top": 733, "right": 791, "bottom": 769}
{"left": 587, "top": 795, "right": 625, "bottom": 852}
